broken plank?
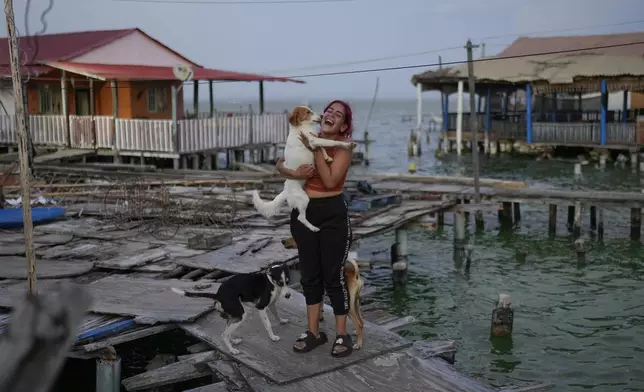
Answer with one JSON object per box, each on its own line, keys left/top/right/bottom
{"left": 95, "top": 248, "right": 168, "bottom": 270}
{"left": 183, "top": 381, "right": 228, "bottom": 392}
{"left": 238, "top": 342, "right": 493, "bottom": 392}
{"left": 122, "top": 350, "right": 217, "bottom": 391}
{"left": 179, "top": 291, "right": 411, "bottom": 385}
{"left": 187, "top": 342, "right": 211, "bottom": 354}
{"left": 379, "top": 315, "right": 417, "bottom": 331}
{"left": 0, "top": 277, "right": 218, "bottom": 324}
{"left": 176, "top": 233, "right": 298, "bottom": 274}
{"left": 76, "top": 324, "right": 176, "bottom": 353}
{"left": 0, "top": 257, "right": 94, "bottom": 280}
{"left": 206, "top": 360, "right": 247, "bottom": 390}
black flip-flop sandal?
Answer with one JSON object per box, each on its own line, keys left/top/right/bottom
{"left": 293, "top": 331, "right": 328, "bottom": 353}
{"left": 331, "top": 334, "right": 353, "bottom": 358}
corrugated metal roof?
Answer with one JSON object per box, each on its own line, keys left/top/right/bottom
{"left": 45, "top": 61, "right": 304, "bottom": 83}
{"left": 498, "top": 31, "right": 644, "bottom": 57}
{"left": 412, "top": 54, "right": 644, "bottom": 89}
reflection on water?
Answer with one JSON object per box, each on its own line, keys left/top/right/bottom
{"left": 345, "top": 100, "right": 644, "bottom": 391}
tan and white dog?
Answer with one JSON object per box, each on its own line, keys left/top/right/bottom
{"left": 318, "top": 256, "right": 365, "bottom": 350}
{"left": 252, "top": 106, "right": 355, "bottom": 232}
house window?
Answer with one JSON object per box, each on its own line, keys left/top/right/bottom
{"left": 39, "top": 85, "right": 54, "bottom": 114}
{"left": 147, "top": 87, "right": 168, "bottom": 113}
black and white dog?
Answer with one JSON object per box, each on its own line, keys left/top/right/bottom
{"left": 171, "top": 264, "right": 292, "bottom": 355}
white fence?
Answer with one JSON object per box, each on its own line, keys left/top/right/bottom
{"left": 0, "top": 113, "right": 288, "bottom": 154}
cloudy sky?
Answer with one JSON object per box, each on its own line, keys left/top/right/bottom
{"left": 5, "top": 0, "right": 644, "bottom": 103}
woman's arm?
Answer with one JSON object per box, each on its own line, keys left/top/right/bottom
{"left": 276, "top": 157, "right": 316, "bottom": 180}
{"left": 313, "top": 148, "right": 351, "bottom": 189}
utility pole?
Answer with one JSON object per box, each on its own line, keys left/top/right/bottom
{"left": 4, "top": 0, "right": 37, "bottom": 293}
{"left": 465, "top": 39, "right": 483, "bottom": 230}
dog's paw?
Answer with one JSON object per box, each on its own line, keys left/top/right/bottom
{"left": 279, "top": 318, "right": 289, "bottom": 324}
{"left": 270, "top": 334, "right": 281, "bottom": 342}
{"left": 231, "top": 338, "right": 243, "bottom": 345}
{"left": 353, "top": 342, "right": 363, "bottom": 350}
{"left": 348, "top": 142, "right": 357, "bottom": 150}
{"left": 309, "top": 226, "right": 321, "bottom": 232}
{"left": 325, "top": 156, "right": 334, "bottom": 163}
{"left": 230, "top": 348, "right": 241, "bottom": 355}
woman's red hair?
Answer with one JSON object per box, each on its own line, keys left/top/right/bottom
{"left": 322, "top": 100, "right": 353, "bottom": 139}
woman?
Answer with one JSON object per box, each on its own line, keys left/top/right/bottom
{"left": 275, "top": 100, "right": 355, "bottom": 358}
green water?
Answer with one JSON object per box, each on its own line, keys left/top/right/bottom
{"left": 349, "top": 132, "right": 644, "bottom": 390}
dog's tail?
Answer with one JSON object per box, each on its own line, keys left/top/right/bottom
{"left": 171, "top": 287, "right": 219, "bottom": 300}
{"left": 345, "top": 256, "right": 360, "bottom": 276}
{"left": 252, "top": 189, "right": 287, "bottom": 218}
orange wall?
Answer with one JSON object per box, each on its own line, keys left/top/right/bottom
{"left": 632, "top": 92, "right": 644, "bottom": 110}
{"left": 26, "top": 79, "right": 184, "bottom": 119}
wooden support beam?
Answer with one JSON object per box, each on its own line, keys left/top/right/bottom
{"left": 631, "top": 207, "right": 641, "bottom": 240}
{"left": 548, "top": 204, "right": 557, "bottom": 236}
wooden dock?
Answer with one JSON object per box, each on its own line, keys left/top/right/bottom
{"left": 8, "top": 167, "right": 631, "bottom": 391}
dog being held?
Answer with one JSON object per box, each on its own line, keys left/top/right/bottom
{"left": 251, "top": 105, "right": 356, "bottom": 232}
{"left": 318, "top": 256, "right": 365, "bottom": 350}
{"left": 171, "top": 264, "right": 292, "bottom": 355}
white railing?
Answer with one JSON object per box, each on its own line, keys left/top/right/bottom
{"left": 0, "top": 113, "right": 288, "bottom": 154}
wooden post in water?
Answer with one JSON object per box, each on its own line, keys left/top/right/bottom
{"left": 567, "top": 205, "right": 575, "bottom": 232}
{"left": 3, "top": 0, "right": 36, "bottom": 294}
{"left": 548, "top": 204, "right": 557, "bottom": 236}
{"left": 465, "top": 39, "right": 484, "bottom": 231}
{"left": 513, "top": 202, "right": 521, "bottom": 224}
{"left": 589, "top": 206, "right": 597, "bottom": 231}
{"left": 392, "top": 228, "right": 408, "bottom": 285}
{"left": 630, "top": 207, "right": 641, "bottom": 240}
{"left": 574, "top": 238, "right": 586, "bottom": 264}
{"left": 597, "top": 208, "right": 604, "bottom": 241}
{"left": 498, "top": 202, "right": 512, "bottom": 230}
{"left": 490, "top": 293, "right": 513, "bottom": 337}
{"left": 573, "top": 201, "right": 582, "bottom": 238}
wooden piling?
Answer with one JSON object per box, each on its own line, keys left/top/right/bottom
{"left": 597, "top": 208, "right": 604, "bottom": 241}
{"left": 490, "top": 293, "right": 513, "bottom": 338}
{"left": 589, "top": 206, "right": 597, "bottom": 231}
{"left": 567, "top": 205, "right": 574, "bottom": 231}
{"left": 573, "top": 201, "right": 582, "bottom": 238}
{"left": 512, "top": 202, "right": 521, "bottom": 223}
{"left": 548, "top": 204, "right": 557, "bottom": 236}
{"left": 630, "top": 207, "right": 641, "bottom": 240}
{"left": 499, "top": 202, "right": 512, "bottom": 229}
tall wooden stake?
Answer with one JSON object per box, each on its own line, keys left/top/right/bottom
{"left": 466, "top": 39, "right": 482, "bottom": 229}
{"left": 4, "top": 0, "right": 36, "bottom": 293}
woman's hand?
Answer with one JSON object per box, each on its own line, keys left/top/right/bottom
{"left": 276, "top": 157, "right": 316, "bottom": 179}
{"left": 294, "top": 164, "right": 316, "bottom": 179}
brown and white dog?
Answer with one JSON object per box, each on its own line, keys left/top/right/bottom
{"left": 318, "top": 256, "right": 365, "bottom": 350}
{"left": 251, "top": 106, "right": 356, "bottom": 232}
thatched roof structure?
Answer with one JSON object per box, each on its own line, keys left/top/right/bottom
{"left": 412, "top": 31, "right": 644, "bottom": 94}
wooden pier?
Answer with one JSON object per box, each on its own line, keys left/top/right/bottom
{"left": 4, "top": 165, "right": 640, "bottom": 390}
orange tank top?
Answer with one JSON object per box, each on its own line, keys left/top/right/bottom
{"left": 305, "top": 145, "right": 349, "bottom": 193}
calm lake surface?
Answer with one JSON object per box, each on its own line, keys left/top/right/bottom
{"left": 221, "top": 98, "right": 644, "bottom": 391}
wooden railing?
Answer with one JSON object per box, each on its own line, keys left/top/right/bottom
{"left": 0, "top": 113, "right": 289, "bottom": 154}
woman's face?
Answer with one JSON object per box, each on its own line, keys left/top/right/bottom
{"left": 320, "top": 102, "right": 348, "bottom": 135}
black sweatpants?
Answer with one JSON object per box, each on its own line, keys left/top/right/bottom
{"left": 290, "top": 194, "right": 352, "bottom": 315}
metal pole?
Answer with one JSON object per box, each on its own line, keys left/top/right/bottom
{"left": 466, "top": 39, "right": 483, "bottom": 228}
{"left": 4, "top": 0, "right": 36, "bottom": 293}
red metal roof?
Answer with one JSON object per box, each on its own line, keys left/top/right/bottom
{"left": 44, "top": 61, "right": 304, "bottom": 83}
{"left": 0, "top": 29, "right": 136, "bottom": 65}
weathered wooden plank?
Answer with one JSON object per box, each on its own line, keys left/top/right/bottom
{"left": 95, "top": 248, "right": 169, "bottom": 270}
{"left": 0, "top": 277, "right": 219, "bottom": 324}
{"left": 206, "top": 360, "right": 247, "bottom": 390}
{"left": 237, "top": 343, "right": 495, "bottom": 392}
{"left": 121, "top": 350, "right": 217, "bottom": 391}
{"left": 175, "top": 234, "right": 298, "bottom": 274}
{"left": 183, "top": 381, "right": 228, "bottom": 392}
{"left": 0, "top": 233, "right": 75, "bottom": 256}
{"left": 0, "top": 283, "right": 92, "bottom": 392}
{"left": 179, "top": 291, "right": 411, "bottom": 385}
{"left": 187, "top": 342, "right": 211, "bottom": 354}
{"left": 0, "top": 256, "right": 94, "bottom": 279}
{"left": 75, "top": 324, "right": 177, "bottom": 353}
